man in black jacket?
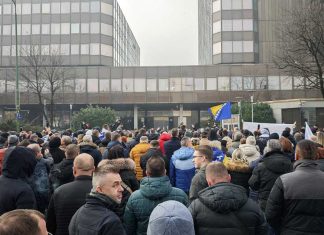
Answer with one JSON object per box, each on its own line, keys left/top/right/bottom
{"left": 164, "top": 128, "right": 181, "bottom": 175}
{"left": 140, "top": 140, "right": 164, "bottom": 177}
{"left": 47, "top": 153, "right": 95, "bottom": 235}
{"left": 266, "top": 140, "right": 324, "bottom": 235}
{"left": 69, "top": 164, "right": 126, "bottom": 235}
{"left": 189, "top": 162, "right": 267, "bottom": 235}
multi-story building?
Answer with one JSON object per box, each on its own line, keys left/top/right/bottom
{"left": 0, "top": 0, "right": 140, "bottom": 67}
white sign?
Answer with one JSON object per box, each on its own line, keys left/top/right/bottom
{"left": 243, "top": 122, "right": 295, "bottom": 135}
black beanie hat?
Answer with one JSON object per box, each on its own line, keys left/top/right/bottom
{"left": 269, "top": 133, "right": 279, "bottom": 140}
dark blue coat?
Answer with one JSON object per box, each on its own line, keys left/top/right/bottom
{"left": 170, "top": 147, "right": 195, "bottom": 193}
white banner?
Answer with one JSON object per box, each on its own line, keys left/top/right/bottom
{"left": 243, "top": 122, "right": 295, "bottom": 135}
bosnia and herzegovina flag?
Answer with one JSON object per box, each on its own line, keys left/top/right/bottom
{"left": 208, "top": 102, "right": 232, "bottom": 121}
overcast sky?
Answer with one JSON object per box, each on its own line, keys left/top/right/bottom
{"left": 117, "top": 0, "right": 198, "bottom": 66}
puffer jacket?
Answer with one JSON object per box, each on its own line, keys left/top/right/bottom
{"left": 130, "top": 143, "right": 150, "bottom": 180}
{"left": 79, "top": 142, "right": 102, "bottom": 167}
{"left": 169, "top": 147, "right": 195, "bottom": 193}
{"left": 123, "top": 176, "right": 188, "bottom": 235}
{"left": 239, "top": 144, "right": 260, "bottom": 164}
{"left": 159, "top": 132, "right": 171, "bottom": 155}
{"left": 248, "top": 150, "right": 293, "bottom": 211}
{"left": 189, "top": 182, "right": 268, "bottom": 235}
{"left": 103, "top": 141, "right": 129, "bottom": 159}
{"left": 225, "top": 160, "right": 252, "bottom": 193}
{"left": 50, "top": 159, "right": 74, "bottom": 191}
{"left": 266, "top": 160, "right": 324, "bottom": 235}
{"left": 189, "top": 166, "right": 208, "bottom": 202}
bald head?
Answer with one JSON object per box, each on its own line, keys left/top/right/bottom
{"left": 73, "top": 153, "right": 95, "bottom": 177}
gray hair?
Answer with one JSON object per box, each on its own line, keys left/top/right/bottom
{"left": 83, "top": 135, "right": 93, "bottom": 143}
{"left": 181, "top": 137, "right": 191, "bottom": 147}
{"left": 61, "top": 135, "right": 72, "bottom": 146}
{"left": 267, "top": 139, "right": 281, "bottom": 152}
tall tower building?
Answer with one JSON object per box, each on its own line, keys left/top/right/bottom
{"left": 198, "top": 0, "right": 212, "bottom": 65}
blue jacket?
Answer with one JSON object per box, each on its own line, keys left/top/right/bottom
{"left": 212, "top": 147, "right": 225, "bottom": 162}
{"left": 170, "top": 147, "right": 195, "bottom": 193}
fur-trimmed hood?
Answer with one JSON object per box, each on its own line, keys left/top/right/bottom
{"left": 105, "top": 158, "right": 136, "bottom": 171}
{"left": 225, "top": 160, "right": 251, "bottom": 173}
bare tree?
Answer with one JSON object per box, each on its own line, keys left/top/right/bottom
{"left": 274, "top": 1, "right": 324, "bottom": 97}
{"left": 20, "top": 46, "right": 71, "bottom": 127}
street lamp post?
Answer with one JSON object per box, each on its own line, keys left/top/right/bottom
{"left": 12, "top": 0, "right": 20, "bottom": 130}
{"left": 69, "top": 104, "right": 73, "bottom": 129}
{"left": 251, "top": 95, "right": 254, "bottom": 123}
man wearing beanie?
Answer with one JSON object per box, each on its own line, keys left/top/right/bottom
{"left": 0, "top": 147, "right": 37, "bottom": 215}
{"left": 147, "top": 200, "right": 194, "bottom": 235}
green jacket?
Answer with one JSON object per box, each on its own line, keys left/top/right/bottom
{"left": 189, "top": 166, "right": 208, "bottom": 202}
{"left": 123, "top": 176, "right": 188, "bottom": 235}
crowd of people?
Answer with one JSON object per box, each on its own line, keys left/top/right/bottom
{"left": 0, "top": 123, "right": 323, "bottom": 235}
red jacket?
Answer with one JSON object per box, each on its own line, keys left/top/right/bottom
{"left": 159, "top": 132, "right": 171, "bottom": 155}
{"left": 0, "top": 148, "right": 7, "bottom": 175}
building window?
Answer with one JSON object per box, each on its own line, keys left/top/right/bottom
{"left": 101, "top": 2, "right": 113, "bottom": 15}
{"left": 81, "top": 2, "right": 89, "bottom": 13}
{"left": 64, "top": 80, "right": 74, "bottom": 93}
{"left": 280, "top": 76, "right": 292, "bottom": 90}
{"left": 2, "top": 46, "right": 11, "bottom": 56}
{"left": 22, "top": 24, "right": 31, "bottom": 36}
{"left": 182, "top": 77, "right": 193, "bottom": 91}
{"left": 268, "top": 76, "right": 280, "bottom": 90}
{"left": 51, "top": 2, "right": 60, "bottom": 14}
{"left": 99, "top": 80, "right": 110, "bottom": 92}
{"left": 41, "top": 45, "right": 50, "bottom": 55}
{"left": 101, "top": 23, "right": 112, "bottom": 36}
{"left": 75, "top": 79, "right": 86, "bottom": 92}
{"left": 255, "top": 76, "right": 267, "bottom": 90}
{"left": 3, "top": 5, "right": 11, "bottom": 15}
{"left": 51, "top": 24, "right": 60, "bottom": 35}
{"left": 213, "top": 0, "right": 221, "bottom": 12}
{"left": 111, "top": 79, "right": 122, "bottom": 92}
{"left": 6, "top": 81, "right": 16, "bottom": 92}
{"left": 91, "top": 1, "right": 100, "bottom": 13}
{"left": 147, "top": 79, "right": 157, "bottom": 92}
{"left": 32, "top": 4, "right": 41, "bottom": 14}
{"left": 0, "top": 80, "right": 5, "bottom": 93}
{"left": 42, "top": 3, "right": 50, "bottom": 14}
{"left": 88, "top": 79, "right": 98, "bottom": 93}
{"left": 243, "top": 41, "right": 253, "bottom": 52}
{"left": 3, "top": 25, "right": 11, "bottom": 35}
{"left": 42, "top": 24, "right": 50, "bottom": 34}
{"left": 222, "top": 0, "right": 231, "bottom": 10}
{"left": 90, "top": 43, "right": 100, "bottom": 55}
{"left": 71, "top": 2, "right": 80, "bottom": 13}
{"left": 243, "top": 19, "right": 253, "bottom": 31}
{"left": 232, "top": 0, "right": 242, "bottom": 9}
{"left": 293, "top": 77, "right": 305, "bottom": 89}
{"left": 22, "top": 3, "right": 31, "bottom": 15}
{"left": 218, "top": 77, "right": 230, "bottom": 91}
{"left": 213, "top": 21, "right": 221, "bottom": 34}
{"left": 134, "top": 78, "right": 146, "bottom": 92}
{"left": 222, "top": 20, "right": 232, "bottom": 31}
{"left": 81, "top": 44, "right": 89, "bottom": 55}
{"left": 213, "top": 42, "right": 222, "bottom": 55}
{"left": 71, "top": 23, "right": 80, "bottom": 34}
{"left": 243, "top": 77, "right": 254, "bottom": 90}
{"left": 195, "top": 78, "right": 205, "bottom": 90}
{"left": 61, "top": 23, "right": 70, "bottom": 35}
{"left": 159, "top": 79, "right": 169, "bottom": 91}
{"left": 51, "top": 44, "right": 60, "bottom": 54}
{"left": 222, "top": 41, "right": 233, "bottom": 53}
{"left": 207, "top": 78, "right": 217, "bottom": 90}
{"left": 32, "top": 24, "right": 40, "bottom": 35}
{"left": 243, "top": 0, "right": 253, "bottom": 9}
{"left": 81, "top": 23, "right": 89, "bottom": 34}
{"left": 90, "top": 22, "right": 100, "bottom": 34}
{"left": 233, "top": 41, "right": 243, "bottom": 53}
{"left": 233, "top": 19, "right": 242, "bottom": 31}
{"left": 122, "top": 78, "right": 134, "bottom": 92}
{"left": 170, "top": 78, "right": 181, "bottom": 91}
{"left": 231, "top": 76, "right": 243, "bottom": 90}
{"left": 61, "top": 2, "right": 70, "bottom": 14}
{"left": 71, "top": 44, "right": 79, "bottom": 55}
{"left": 12, "top": 24, "right": 21, "bottom": 36}
{"left": 101, "top": 44, "right": 112, "bottom": 57}
{"left": 60, "top": 44, "right": 70, "bottom": 55}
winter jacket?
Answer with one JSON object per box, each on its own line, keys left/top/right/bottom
{"left": 266, "top": 160, "right": 324, "bottom": 235}
{"left": 248, "top": 150, "right": 293, "bottom": 211}
{"left": 239, "top": 144, "right": 261, "bottom": 164}
{"left": 69, "top": 192, "right": 126, "bottom": 235}
{"left": 140, "top": 148, "right": 164, "bottom": 177}
{"left": 189, "top": 182, "right": 268, "bottom": 235}
{"left": 79, "top": 142, "right": 102, "bottom": 167}
{"left": 164, "top": 137, "right": 181, "bottom": 175}
{"left": 130, "top": 143, "right": 150, "bottom": 180}
{"left": 256, "top": 137, "right": 269, "bottom": 155}
{"left": 159, "top": 133, "right": 171, "bottom": 155}
{"left": 189, "top": 166, "right": 208, "bottom": 202}
{"left": 225, "top": 160, "right": 252, "bottom": 193}
{"left": 0, "top": 147, "right": 37, "bottom": 215}
{"left": 103, "top": 141, "right": 129, "bottom": 159}
{"left": 29, "top": 158, "right": 50, "bottom": 213}
{"left": 123, "top": 176, "right": 188, "bottom": 235}
{"left": 46, "top": 175, "right": 92, "bottom": 235}
{"left": 211, "top": 147, "right": 225, "bottom": 162}
{"left": 50, "top": 159, "right": 74, "bottom": 191}
{"left": 169, "top": 147, "right": 195, "bottom": 193}
{"left": 0, "top": 148, "right": 7, "bottom": 175}
{"left": 316, "top": 158, "right": 324, "bottom": 171}
{"left": 49, "top": 147, "right": 65, "bottom": 164}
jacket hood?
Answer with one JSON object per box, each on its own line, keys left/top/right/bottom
{"left": 263, "top": 150, "right": 292, "bottom": 173}
{"left": 226, "top": 161, "right": 251, "bottom": 173}
{"left": 198, "top": 182, "right": 248, "bottom": 214}
{"left": 159, "top": 133, "right": 171, "bottom": 141}
{"left": 293, "top": 159, "right": 319, "bottom": 171}
{"left": 140, "top": 176, "right": 172, "bottom": 199}
{"left": 173, "top": 147, "right": 194, "bottom": 160}
{"left": 147, "top": 200, "right": 195, "bottom": 235}
{"left": 239, "top": 144, "right": 260, "bottom": 161}
{"left": 105, "top": 158, "right": 136, "bottom": 171}
{"left": 2, "top": 146, "right": 37, "bottom": 179}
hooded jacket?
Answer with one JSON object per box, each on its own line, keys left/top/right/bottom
{"left": 69, "top": 192, "right": 126, "bottom": 235}
{"left": 249, "top": 150, "right": 293, "bottom": 210}
{"left": 50, "top": 158, "right": 74, "bottom": 191}
{"left": 169, "top": 147, "right": 195, "bottom": 193}
{"left": 140, "top": 148, "right": 164, "bottom": 177}
{"left": 103, "top": 140, "right": 129, "bottom": 159}
{"left": 189, "top": 182, "right": 267, "bottom": 235}
{"left": 266, "top": 160, "right": 324, "bottom": 235}
{"left": 239, "top": 144, "right": 261, "bottom": 164}
{"left": 189, "top": 166, "right": 208, "bottom": 202}
{"left": 147, "top": 200, "right": 195, "bottom": 235}
{"left": 79, "top": 142, "right": 102, "bottom": 167}
{"left": 225, "top": 159, "right": 252, "bottom": 192}
{"left": 123, "top": 176, "right": 188, "bottom": 235}
{"left": 0, "top": 147, "right": 37, "bottom": 215}
{"left": 130, "top": 143, "right": 150, "bottom": 180}
{"left": 159, "top": 133, "right": 171, "bottom": 155}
